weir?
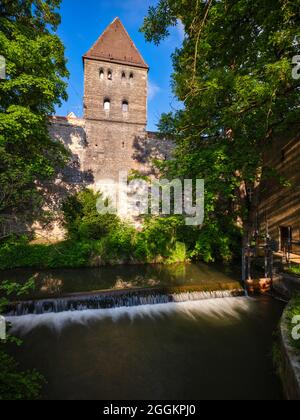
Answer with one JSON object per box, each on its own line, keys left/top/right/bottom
{"left": 5, "top": 295, "right": 284, "bottom": 400}
{"left": 6, "top": 287, "right": 245, "bottom": 317}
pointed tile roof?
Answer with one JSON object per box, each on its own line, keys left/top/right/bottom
{"left": 83, "top": 18, "right": 149, "bottom": 69}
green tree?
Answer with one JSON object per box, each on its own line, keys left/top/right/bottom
{"left": 0, "top": 0, "right": 68, "bottom": 400}
{"left": 62, "top": 189, "right": 120, "bottom": 240}
{"left": 0, "top": 0, "right": 69, "bottom": 236}
{"left": 135, "top": 216, "right": 186, "bottom": 263}
{"left": 141, "top": 0, "right": 300, "bottom": 260}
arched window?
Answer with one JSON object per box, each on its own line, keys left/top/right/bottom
{"left": 122, "top": 100, "right": 129, "bottom": 113}
{"left": 107, "top": 70, "right": 112, "bottom": 80}
{"left": 121, "top": 71, "right": 126, "bottom": 80}
{"left": 129, "top": 72, "right": 134, "bottom": 81}
{"left": 104, "top": 98, "right": 111, "bottom": 112}
{"left": 99, "top": 69, "right": 104, "bottom": 80}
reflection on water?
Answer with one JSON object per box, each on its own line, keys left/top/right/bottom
{"left": 40, "top": 277, "right": 63, "bottom": 295}
{"left": 0, "top": 263, "right": 241, "bottom": 300}
{"left": 8, "top": 296, "right": 284, "bottom": 400}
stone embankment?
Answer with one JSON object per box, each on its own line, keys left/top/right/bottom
{"left": 279, "top": 300, "right": 300, "bottom": 400}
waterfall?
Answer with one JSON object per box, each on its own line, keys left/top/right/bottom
{"left": 7, "top": 297, "right": 254, "bottom": 337}
{"left": 5, "top": 288, "right": 245, "bottom": 317}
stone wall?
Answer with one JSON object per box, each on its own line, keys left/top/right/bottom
{"left": 33, "top": 52, "right": 174, "bottom": 241}
{"left": 30, "top": 114, "right": 173, "bottom": 242}
{"left": 48, "top": 116, "right": 89, "bottom": 184}
{"left": 84, "top": 59, "right": 148, "bottom": 125}
{"left": 279, "top": 300, "right": 300, "bottom": 400}
{"left": 49, "top": 116, "right": 172, "bottom": 187}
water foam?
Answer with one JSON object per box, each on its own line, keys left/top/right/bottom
{"left": 6, "top": 297, "right": 253, "bottom": 336}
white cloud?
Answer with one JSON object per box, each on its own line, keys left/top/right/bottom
{"left": 148, "top": 80, "right": 160, "bottom": 101}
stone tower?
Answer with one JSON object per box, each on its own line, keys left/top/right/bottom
{"left": 31, "top": 18, "right": 173, "bottom": 240}
{"left": 82, "top": 17, "right": 149, "bottom": 183}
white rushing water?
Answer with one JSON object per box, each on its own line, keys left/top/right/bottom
{"left": 6, "top": 297, "right": 254, "bottom": 336}
{"left": 7, "top": 289, "right": 245, "bottom": 316}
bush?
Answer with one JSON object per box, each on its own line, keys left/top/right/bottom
{"left": 286, "top": 265, "right": 300, "bottom": 277}
{"left": 105, "top": 224, "right": 135, "bottom": 260}
{"left": 93, "top": 224, "right": 136, "bottom": 264}
{"left": 0, "top": 213, "right": 242, "bottom": 269}
{"left": 134, "top": 216, "right": 186, "bottom": 263}
{"left": 62, "top": 192, "right": 188, "bottom": 265}
{"left": 286, "top": 296, "right": 300, "bottom": 351}
{"left": 0, "top": 280, "right": 45, "bottom": 400}
{"left": 0, "top": 345, "right": 44, "bottom": 400}
{"left": 190, "top": 221, "right": 242, "bottom": 263}
{"left": 0, "top": 236, "right": 93, "bottom": 269}
{"left": 166, "top": 241, "right": 186, "bottom": 264}
{"left": 62, "top": 189, "right": 120, "bottom": 240}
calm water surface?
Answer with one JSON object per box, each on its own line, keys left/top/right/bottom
{"left": 0, "top": 263, "right": 241, "bottom": 299}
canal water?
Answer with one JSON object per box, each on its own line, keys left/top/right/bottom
{"left": 0, "top": 263, "right": 241, "bottom": 299}
{"left": 7, "top": 294, "right": 284, "bottom": 400}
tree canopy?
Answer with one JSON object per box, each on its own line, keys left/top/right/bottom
{"left": 0, "top": 0, "right": 68, "bottom": 400}
{"left": 141, "top": 0, "right": 300, "bottom": 260}
{"left": 0, "top": 0, "right": 69, "bottom": 234}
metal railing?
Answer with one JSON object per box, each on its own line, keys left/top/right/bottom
{"left": 242, "top": 243, "right": 274, "bottom": 284}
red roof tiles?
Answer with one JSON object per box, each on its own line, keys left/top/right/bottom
{"left": 83, "top": 17, "right": 149, "bottom": 69}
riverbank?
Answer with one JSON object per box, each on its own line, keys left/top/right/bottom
{"left": 272, "top": 272, "right": 300, "bottom": 300}
{"left": 0, "top": 237, "right": 187, "bottom": 270}
{"left": 0, "top": 262, "right": 241, "bottom": 301}
{"left": 278, "top": 297, "right": 300, "bottom": 400}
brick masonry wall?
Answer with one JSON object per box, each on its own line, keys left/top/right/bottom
{"left": 49, "top": 117, "right": 172, "bottom": 190}
{"left": 39, "top": 113, "right": 173, "bottom": 240}
{"left": 84, "top": 59, "right": 148, "bottom": 125}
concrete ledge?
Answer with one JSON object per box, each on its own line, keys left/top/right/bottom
{"left": 279, "top": 300, "right": 300, "bottom": 400}
{"left": 273, "top": 273, "right": 300, "bottom": 299}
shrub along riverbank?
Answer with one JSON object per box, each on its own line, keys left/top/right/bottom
{"left": 276, "top": 296, "right": 300, "bottom": 400}
{"left": 285, "top": 296, "right": 300, "bottom": 352}
{"left": 0, "top": 189, "right": 242, "bottom": 270}
{"left": 285, "top": 265, "right": 300, "bottom": 278}
{"left": 0, "top": 235, "right": 187, "bottom": 270}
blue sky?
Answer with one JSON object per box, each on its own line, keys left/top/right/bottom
{"left": 55, "top": 0, "right": 184, "bottom": 131}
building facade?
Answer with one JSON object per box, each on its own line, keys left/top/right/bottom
{"left": 258, "top": 126, "right": 300, "bottom": 254}
{"left": 51, "top": 17, "right": 171, "bottom": 184}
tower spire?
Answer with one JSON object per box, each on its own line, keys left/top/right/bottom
{"left": 83, "top": 17, "right": 148, "bottom": 69}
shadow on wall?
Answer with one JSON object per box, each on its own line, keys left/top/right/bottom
{"left": 0, "top": 159, "right": 94, "bottom": 242}
{"left": 132, "top": 133, "right": 173, "bottom": 176}
{"left": 0, "top": 215, "right": 33, "bottom": 240}
{"left": 34, "top": 166, "right": 95, "bottom": 239}
{"left": 49, "top": 121, "right": 87, "bottom": 149}
{"left": 60, "top": 154, "right": 94, "bottom": 185}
